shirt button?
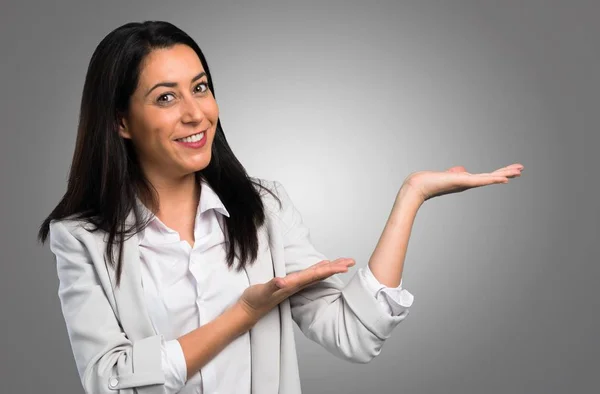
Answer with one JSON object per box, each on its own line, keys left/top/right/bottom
{"left": 108, "top": 377, "right": 119, "bottom": 389}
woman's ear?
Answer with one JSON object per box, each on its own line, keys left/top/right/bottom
{"left": 117, "top": 113, "right": 132, "bottom": 139}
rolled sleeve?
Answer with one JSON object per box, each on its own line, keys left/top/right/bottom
{"left": 160, "top": 337, "right": 187, "bottom": 394}
{"left": 359, "top": 265, "right": 415, "bottom": 316}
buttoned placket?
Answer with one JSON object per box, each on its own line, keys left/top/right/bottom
{"left": 187, "top": 210, "right": 226, "bottom": 394}
{"left": 138, "top": 199, "right": 222, "bottom": 393}
{"left": 135, "top": 180, "right": 252, "bottom": 394}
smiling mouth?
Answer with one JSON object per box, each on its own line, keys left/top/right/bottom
{"left": 174, "top": 129, "right": 207, "bottom": 143}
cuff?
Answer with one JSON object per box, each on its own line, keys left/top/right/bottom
{"left": 359, "top": 265, "right": 415, "bottom": 316}
{"left": 342, "top": 268, "right": 413, "bottom": 340}
{"left": 160, "top": 337, "right": 188, "bottom": 394}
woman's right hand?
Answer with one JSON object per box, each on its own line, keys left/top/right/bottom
{"left": 237, "top": 258, "right": 356, "bottom": 326}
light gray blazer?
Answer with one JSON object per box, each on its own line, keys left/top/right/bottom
{"left": 48, "top": 179, "right": 409, "bottom": 394}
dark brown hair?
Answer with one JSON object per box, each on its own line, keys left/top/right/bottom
{"left": 38, "top": 21, "right": 280, "bottom": 286}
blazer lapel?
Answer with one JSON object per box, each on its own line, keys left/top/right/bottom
{"left": 115, "top": 229, "right": 158, "bottom": 340}
{"left": 217, "top": 215, "right": 281, "bottom": 394}
{"left": 96, "top": 210, "right": 157, "bottom": 341}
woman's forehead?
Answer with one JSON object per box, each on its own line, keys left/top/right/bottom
{"left": 139, "top": 45, "right": 205, "bottom": 86}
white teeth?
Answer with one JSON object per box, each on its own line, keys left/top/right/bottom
{"left": 176, "top": 132, "right": 204, "bottom": 143}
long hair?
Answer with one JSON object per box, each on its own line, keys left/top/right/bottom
{"left": 38, "top": 20, "right": 280, "bottom": 286}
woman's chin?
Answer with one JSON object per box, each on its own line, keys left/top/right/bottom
{"left": 185, "top": 158, "right": 212, "bottom": 173}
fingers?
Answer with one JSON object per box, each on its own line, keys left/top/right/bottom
{"left": 445, "top": 172, "right": 507, "bottom": 189}
{"left": 488, "top": 164, "right": 524, "bottom": 178}
{"left": 495, "top": 163, "right": 524, "bottom": 172}
{"left": 473, "top": 171, "right": 520, "bottom": 180}
{"left": 473, "top": 163, "right": 523, "bottom": 174}
{"left": 471, "top": 165, "right": 523, "bottom": 183}
{"left": 445, "top": 164, "right": 524, "bottom": 184}
{"left": 445, "top": 164, "right": 523, "bottom": 174}
{"left": 303, "top": 258, "right": 354, "bottom": 284}
{"left": 249, "top": 258, "right": 356, "bottom": 317}
{"left": 276, "top": 258, "right": 355, "bottom": 293}
{"left": 275, "top": 259, "right": 333, "bottom": 288}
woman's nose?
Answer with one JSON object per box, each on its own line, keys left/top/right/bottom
{"left": 180, "top": 96, "right": 205, "bottom": 123}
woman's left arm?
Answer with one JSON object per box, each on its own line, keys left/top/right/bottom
{"left": 271, "top": 163, "right": 523, "bottom": 363}
{"left": 369, "top": 163, "right": 523, "bottom": 286}
{"left": 366, "top": 184, "right": 423, "bottom": 288}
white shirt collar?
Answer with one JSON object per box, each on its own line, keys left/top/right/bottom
{"left": 196, "top": 179, "right": 230, "bottom": 218}
{"left": 134, "top": 178, "right": 230, "bottom": 245}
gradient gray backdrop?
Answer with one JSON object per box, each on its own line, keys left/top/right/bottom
{"left": 1, "top": 1, "right": 598, "bottom": 393}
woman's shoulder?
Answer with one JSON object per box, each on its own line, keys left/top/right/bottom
{"left": 249, "top": 176, "right": 290, "bottom": 211}
{"left": 47, "top": 217, "right": 95, "bottom": 258}
{"left": 249, "top": 177, "right": 301, "bottom": 232}
{"left": 48, "top": 215, "right": 102, "bottom": 242}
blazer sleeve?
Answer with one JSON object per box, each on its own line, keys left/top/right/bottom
{"left": 49, "top": 220, "right": 166, "bottom": 394}
{"left": 271, "top": 181, "right": 413, "bottom": 364}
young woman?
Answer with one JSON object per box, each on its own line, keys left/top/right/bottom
{"left": 38, "top": 20, "right": 523, "bottom": 394}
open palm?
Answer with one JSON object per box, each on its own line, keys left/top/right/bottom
{"left": 405, "top": 163, "right": 524, "bottom": 201}
{"left": 238, "top": 258, "right": 355, "bottom": 324}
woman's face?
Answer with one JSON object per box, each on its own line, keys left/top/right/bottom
{"left": 119, "top": 44, "right": 219, "bottom": 182}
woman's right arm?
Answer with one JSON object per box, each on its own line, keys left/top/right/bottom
{"left": 174, "top": 266, "right": 352, "bottom": 381}
{"left": 50, "top": 220, "right": 343, "bottom": 393}
{"left": 175, "top": 302, "right": 253, "bottom": 380}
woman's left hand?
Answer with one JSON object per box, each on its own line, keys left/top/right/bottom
{"left": 403, "top": 163, "right": 524, "bottom": 202}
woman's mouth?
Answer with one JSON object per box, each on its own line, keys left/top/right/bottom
{"left": 174, "top": 131, "right": 207, "bottom": 148}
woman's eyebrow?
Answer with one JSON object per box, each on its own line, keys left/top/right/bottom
{"left": 144, "top": 71, "right": 207, "bottom": 97}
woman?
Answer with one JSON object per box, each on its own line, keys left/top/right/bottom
{"left": 38, "top": 21, "right": 523, "bottom": 394}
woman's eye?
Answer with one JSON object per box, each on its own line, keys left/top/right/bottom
{"left": 156, "top": 83, "right": 207, "bottom": 105}
{"left": 194, "top": 82, "right": 209, "bottom": 94}
{"left": 157, "top": 93, "right": 175, "bottom": 104}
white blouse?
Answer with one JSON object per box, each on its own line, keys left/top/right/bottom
{"left": 135, "top": 179, "right": 414, "bottom": 394}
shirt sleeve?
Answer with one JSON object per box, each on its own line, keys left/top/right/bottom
{"left": 160, "top": 337, "right": 188, "bottom": 394}
{"left": 358, "top": 265, "right": 415, "bottom": 316}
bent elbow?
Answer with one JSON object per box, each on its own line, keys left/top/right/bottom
{"left": 78, "top": 339, "right": 165, "bottom": 393}
{"left": 335, "top": 335, "right": 385, "bottom": 364}
{"left": 79, "top": 346, "right": 129, "bottom": 393}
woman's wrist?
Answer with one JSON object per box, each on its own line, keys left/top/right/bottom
{"left": 228, "top": 300, "right": 264, "bottom": 336}
{"left": 396, "top": 181, "right": 426, "bottom": 208}
{"left": 176, "top": 301, "right": 257, "bottom": 377}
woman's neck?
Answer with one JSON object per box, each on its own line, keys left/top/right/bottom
{"left": 144, "top": 172, "right": 200, "bottom": 219}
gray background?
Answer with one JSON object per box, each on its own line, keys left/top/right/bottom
{"left": 1, "top": 0, "right": 598, "bottom": 393}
